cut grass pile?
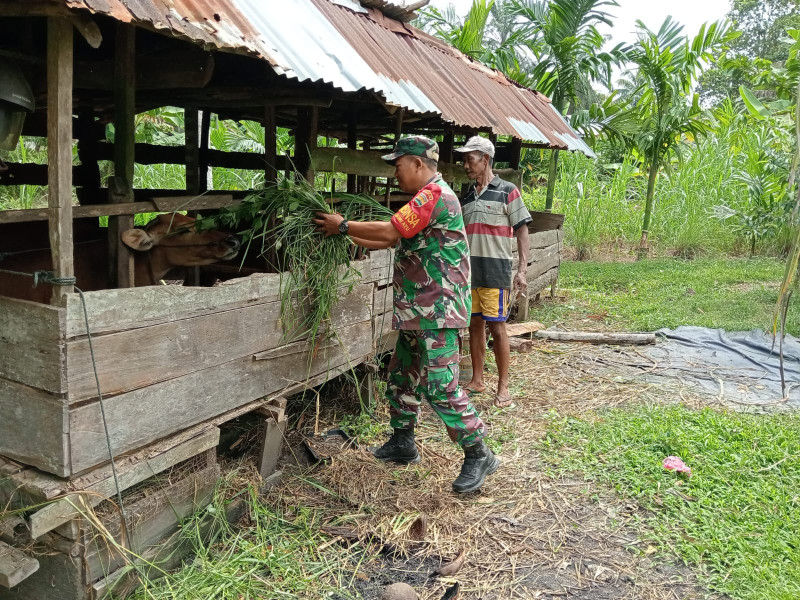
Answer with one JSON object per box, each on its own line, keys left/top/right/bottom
{"left": 541, "top": 404, "right": 800, "bottom": 600}
{"left": 535, "top": 257, "right": 798, "bottom": 334}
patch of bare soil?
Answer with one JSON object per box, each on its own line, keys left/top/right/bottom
{"left": 259, "top": 343, "right": 721, "bottom": 600}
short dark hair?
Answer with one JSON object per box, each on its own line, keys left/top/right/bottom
{"left": 420, "top": 157, "right": 438, "bottom": 171}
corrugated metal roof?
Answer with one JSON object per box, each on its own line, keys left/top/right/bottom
{"left": 60, "top": 0, "right": 592, "bottom": 155}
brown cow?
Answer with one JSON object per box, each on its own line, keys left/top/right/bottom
{"left": 0, "top": 213, "right": 240, "bottom": 304}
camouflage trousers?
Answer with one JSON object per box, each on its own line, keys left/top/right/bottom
{"left": 387, "top": 328, "right": 486, "bottom": 447}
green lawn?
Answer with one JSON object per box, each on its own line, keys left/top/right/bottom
{"left": 542, "top": 404, "right": 800, "bottom": 600}
{"left": 534, "top": 257, "right": 797, "bottom": 334}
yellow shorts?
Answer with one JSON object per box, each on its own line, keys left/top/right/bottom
{"left": 471, "top": 287, "right": 510, "bottom": 322}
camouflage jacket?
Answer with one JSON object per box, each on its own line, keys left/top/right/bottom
{"left": 389, "top": 174, "right": 471, "bottom": 330}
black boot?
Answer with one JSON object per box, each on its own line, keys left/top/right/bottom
{"left": 372, "top": 427, "right": 420, "bottom": 464}
{"left": 452, "top": 440, "right": 500, "bottom": 493}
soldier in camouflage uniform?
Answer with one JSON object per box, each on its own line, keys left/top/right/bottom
{"left": 314, "top": 136, "right": 500, "bottom": 494}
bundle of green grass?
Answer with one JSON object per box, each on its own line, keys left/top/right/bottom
{"left": 202, "top": 178, "right": 393, "bottom": 345}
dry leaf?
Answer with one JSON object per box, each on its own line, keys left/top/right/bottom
{"left": 437, "top": 550, "right": 466, "bottom": 576}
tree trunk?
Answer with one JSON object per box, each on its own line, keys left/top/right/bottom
{"left": 638, "top": 158, "right": 659, "bottom": 258}
{"left": 544, "top": 149, "right": 560, "bottom": 212}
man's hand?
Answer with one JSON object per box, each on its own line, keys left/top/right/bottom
{"left": 313, "top": 212, "right": 344, "bottom": 237}
{"left": 513, "top": 270, "right": 527, "bottom": 296}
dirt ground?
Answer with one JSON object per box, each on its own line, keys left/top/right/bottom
{"left": 261, "top": 340, "right": 725, "bottom": 600}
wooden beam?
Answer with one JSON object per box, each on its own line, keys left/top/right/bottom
{"left": 0, "top": 195, "right": 238, "bottom": 224}
{"left": 109, "top": 23, "right": 136, "bottom": 289}
{"left": 46, "top": 17, "right": 75, "bottom": 306}
{"left": 0, "top": 540, "right": 39, "bottom": 589}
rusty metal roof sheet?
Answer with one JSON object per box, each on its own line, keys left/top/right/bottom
{"left": 60, "top": 0, "right": 593, "bottom": 155}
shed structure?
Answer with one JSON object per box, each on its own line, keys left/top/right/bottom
{"left": 0, "top": 1, "right": 585, "bottom": 597}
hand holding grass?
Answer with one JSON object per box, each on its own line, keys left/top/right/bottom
{"left": 313, "top": 212, "right": 344, "bottom": 237}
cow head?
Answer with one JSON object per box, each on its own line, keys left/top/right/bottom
{"left": 121, "top": 213, "right": 241, "bottom": 274}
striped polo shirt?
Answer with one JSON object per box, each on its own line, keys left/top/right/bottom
{"left": 460, "top": 175, "right": 532, "bottom": 289}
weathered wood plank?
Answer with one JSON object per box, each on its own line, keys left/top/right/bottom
{"left": 515, "top": 242, "right": 562, "bottom": 274}
{"left": 369, "top": 248, "right": 394, "bottom": 287}
{"left": 84, "top": 463, "right": 219, "bottom": 583}
{"left": 63, "top": 258, "right": 373, "bottom": 338}
{"left": 0, "top": 541, "right": 39, "bottom": 589}
{"left": 527, "top": 267, "right": 559, "bottom": 298}
{"left": 65, "top": 283, "right": 373, "bottom": 401}
{"left": 0, "top": 196, "right": 239, "bottom": 225}
{"left": 68, "top": 320, "right": 373, "bottom": 473}
{"left": 46, "top": 18, "right": 74, "bottom": 306}
{"left": 526, "top": 247, "right": 561, "bottom": 283}
{"left": 373, "top": 284, "right": 393, "bottom": 318}
{"left": 0, "top": 545, "right": 85, "bottom": 600}
{"left": 0, "top": 297, "right": 66, "bottom": 393}
{"left": 0, "top": 378, "right": 68, "bottom": 477}
{"left": 28, "top": 428, "right": 219, "bottom": 539}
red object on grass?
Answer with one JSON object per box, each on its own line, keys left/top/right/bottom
{"left": 662, "top": 456, "right": 692, "bottom": 476}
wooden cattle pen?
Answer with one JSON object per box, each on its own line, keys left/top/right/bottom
{"left": 0, "top": 1, "right": 590, "bottom": 597}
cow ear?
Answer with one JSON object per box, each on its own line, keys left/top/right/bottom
{"left": 121, "top": 229, "right": 155, "bottom": 251}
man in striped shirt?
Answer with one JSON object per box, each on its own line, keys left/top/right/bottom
{"left": 455, "top": 136, "right": 531, "bottom": 408}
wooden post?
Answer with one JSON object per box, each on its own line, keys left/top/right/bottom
{"left": 76, "top": 110, "right": 101, "bottom": 206}
{"left": 441, "top": 128, "right": 455, "bottom": 189}
{"left": 184, "top": 108, "right": 202, "bottom": 286}
{"left": 47, "top": 17, "right": 74, "bottom": 306}
{"left": 199, "top": 110, "right": 211, "bottom": 193}
{"left": 108, "top": 23, "right": 135, "bottom": 288}
{"left": 295, "top": 106, "right": 318, "bottom": 183}
{"left": 384, "top": 108, "right": 404, "bottom": 206}
{"left": 509, "top": 137, "right": 522, "bottom": 170}
{"left": 264, "top": 105, "right": 277, "bottom": 185}
{"left": 185, "top": 108, "right": 201, "bottom": 195}
{"left": 346, "top": 112, "right": 357, "bottom": 194}
{"left": 264, "top": 105, "right": 278, "bottom": 268}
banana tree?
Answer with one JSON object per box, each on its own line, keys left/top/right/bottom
{"left": 626, "top": 17, "right": 738, "bottom": 253}
{"left": 509, "top": 0, "right": 628, "bottom": 211}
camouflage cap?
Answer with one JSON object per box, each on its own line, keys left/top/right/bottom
{"left": 381, "top": 136, "right": 440, "bottom": 164}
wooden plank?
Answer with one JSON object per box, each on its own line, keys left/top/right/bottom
{"left": 527, "top": 267, "right": 559, "bottom": 298}
{"left": 370, "top": 248, "right": 394, "bottom": 287}
{"left": 0, "top": 546, "right": 85, "bottom": 600}
{"left": 28, "top": 428, "right": 219, "bottom": 539}
{"left": 0, "top": 296, "right": 66, "bottom": 393}
{"left": 0, "top": 196, "right": 239, "bottom": 224}
{"left": 63, "top": 257, "right": 373, "bottom": 338}
{"left": 515, "top": 242, "right": 562, "bottom": 274}
{"left": 47, "top": 18, "right": 75, "bottom": 306}
{"left": 65, "top": 283, "right": 373, "bottom": 401}
{"left": 0, "top": 541, "right": 39, "bottom": 589}
{"left": 108, "top": 22, "right": 136, "bottom": 290}
{"left": 0, "top": 378, "right": 68, "bottom": 477}
{"left": 373, "top": 284, "right": 393, "bottom": 317}
{"left": 68, "top": 320, "right": 372, "bottom": 473}
{"left": 83, "top": 463, "right": 220, "bottom": 583}
{"left": 505, "top": 321, "right": 544, "bottom": 337}
{"left": 526, "top": 246, "right": 561, "bottom": 283}
{"left": 258, "top": 417, "right": 287, "bottom": 479}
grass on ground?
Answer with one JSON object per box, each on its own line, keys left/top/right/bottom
{"left": 541, "top": 404, "right": 800, "bottom": 600}
{"left": 534, "top": 257, "right": 797, "bottom": 334}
